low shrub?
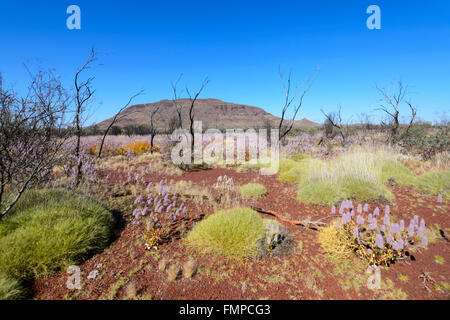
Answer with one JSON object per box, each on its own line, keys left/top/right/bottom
{"left": 185, "top": 207, "right": 266, "bottom": 259}
{"left": 0, "top": 189, "right": 114, "bottom": 281}
{"left": 239, "top": 183, "right": 267, "bottom": 198}
{"left": 319, "top": 200, "right": 429, "bottom": 266}
{"left": 132, "top": 180, "right": 187, "bottom": 249}
{"left": 88, "top": 141, "right": 159, "bottom": 157}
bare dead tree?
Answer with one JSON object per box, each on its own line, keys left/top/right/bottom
{"left": 278, "top": 66, "right": 319, "bottom": 141}
{"left": 97, "top": 90, "right": 144, "bottom": 158}
{"left": 0, "top": 69, "right": 70, "bottom": 219}
{"left": 171, "top": 74, "right": 184, "bottom": 129}
{"left": 149, "top": 105, "right": 161, "bottom": 153}
{"left": 168, "top": 115, "right": 179, "bottom": 133}
{"left": 376, "top": 80, "right": 417, "bottom": 144}
{"left": 74, "top": 49, "right": 97, "bottom": 186}
{"left": 186, "top": 77, "right": 210, "bottom": 159}
{"left": 321, "top": 105, "right": 347, "bottom": 147}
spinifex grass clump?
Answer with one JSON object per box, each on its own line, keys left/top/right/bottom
{"left": 0, "top": 273, "right": 26, "bottom": 300}
{"left": 0, "top": 189, "right": 114, "bottom": 294}
{"left": 132, "top": 179, "right": 186, "bottom": 249}
{"left": 296, "top": 150, "right": 398, "bottom": 206}
{"left": 185, "top": 208, "right": 291, "bottom": 260}
{"left": 412, "top": 170, "right": 450, "bottom": 200}
{"left": 319, "top": 200, "right": 429, "bottom": 266}
{"left": 239, "top": 183, "right": 267, "bottom": 198}
{"left": 185, "top": 207, "right": 266, "bottom": 260}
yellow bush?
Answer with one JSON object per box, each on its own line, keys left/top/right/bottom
{"left": 119, "top": 142, "right": 159, "bottom": 155}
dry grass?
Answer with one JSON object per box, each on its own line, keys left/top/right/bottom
{"left": 158, "top": 257, "right": 169, "bottom": 271}
{"left": 167, "top": 264, "right": 181, "bottom": 282}
{"left": 182, "top": 259, "right": 198, "bottom": 278}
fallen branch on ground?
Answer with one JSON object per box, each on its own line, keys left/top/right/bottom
{"left": 251, "top": 206, "right": 340, "bottom": 231}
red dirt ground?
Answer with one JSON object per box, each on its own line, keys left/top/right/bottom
{"left": 32, "top": 167, "right": 449, "bottom": 300}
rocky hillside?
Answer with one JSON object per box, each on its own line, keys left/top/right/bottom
{"left": 95, "top": 99, "right": 320, "bottom": 130}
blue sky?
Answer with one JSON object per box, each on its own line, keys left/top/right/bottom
{"left": 1, "top": 0, "right": 449, "bottom": 125}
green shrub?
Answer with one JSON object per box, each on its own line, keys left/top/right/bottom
{"left": 0, "top": 189, "right": 114, "bottom": 281}
{"left": 239, "top": 183, "right": 267, "bottom": 198}
{"left": 185, "top": 207, "right": 265, "bottom": 259}
{"left": 0, "top": 274, "right": 26, "bottom": 300}
{"left": 381, "top": 160, "right": 415, "bottom": 186}
{"left": 413, "top": 170, "right": 450, "bottom": 199}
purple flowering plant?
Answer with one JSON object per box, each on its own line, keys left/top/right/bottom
{"left": 265, "top": 221, "right": 281, "bottom": 250}
{"left": 132, "top": 179, "right": 186, "bottom": 249}
{"left": 333, "top": 200, "right": 429, "bottom": 265}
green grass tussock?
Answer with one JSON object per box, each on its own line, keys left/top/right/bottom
{"left": 0, "top": 274, "right": 26, "bottom": 300}
{"left": 380, "top": 160, "right": 415, "bottom": 186}
{"left": 295, "top": 150, "right": 396, "bottom": 205}
{"left": 0, "top": 189, "right": 114, "bottom": 282}
{"left": 239, "top": 183, "right": 267, "bottom": 198}
{"left": 412, "top": 170, "right": 450, "bottom": 199}
{"left": 185, "top": 207, "right": 265, "bottom": 259}
{"left": 297, "top": 180, "right": 345, "bottom": 207}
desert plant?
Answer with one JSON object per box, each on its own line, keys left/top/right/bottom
{"left": 319, "top": 200, "right": 429, "bottom": 266}
{"left": 0, "top": 273, "right": 26, "bottom": 300}
{"left": 296, "top": 150, "right": 397, "bottom": 205}
{"left": 380, "top": 159, "right": 415, "bottom": 186}
{"left": 167, "top": 264, "right": 181, "bottom": 282}
{"left": 132, "top": 180, "right": 186, "bottom": 249}
{"left": 0, "top": 69, "right": 70, "bottom": 219}
{"left": 182, "top": 259, "right": 198, "bottom": 278}
{"left": 239, "top": 183, "right": 267, "bottom": 198}
{"left": 185, "top": 207, "right": 266, "bottom": 259}
{"left": 0, "top": 189, "right": 114, "bottom": 282}
{"left": 412, "top": 170, "right": 450, "bottom": 199}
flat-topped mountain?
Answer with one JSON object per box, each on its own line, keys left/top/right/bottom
{"left": 95, "top": 99, "right": 320, "bottom": 130}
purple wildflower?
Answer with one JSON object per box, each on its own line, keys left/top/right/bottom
{"left": 422, "top": 236, "right": 428, "bottom": 246}
{"left": 375, "top": 234, "right": 384, "bottom": 249}
{"left": 356, "top": 215, "right": 364, "bottom": 225}
{"left": 357, "top": 204, "right": 362, "bottom": 214}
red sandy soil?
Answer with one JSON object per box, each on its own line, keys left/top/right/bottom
{"left": 32, "top": 167, "right": 449, "bottom": 300}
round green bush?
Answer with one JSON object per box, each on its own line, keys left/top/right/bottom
{"left": 239, "top": 183, "right": 267, "bottom": 198}
{"left": 185, "top": 207, "right": 266, "bottom": 259}
{"left": 0, "top": 189, "right": 114, "bottom": 281}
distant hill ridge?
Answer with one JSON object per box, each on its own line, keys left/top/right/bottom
{"left": 96, "top": 98, "right": 320, "bottom": 130}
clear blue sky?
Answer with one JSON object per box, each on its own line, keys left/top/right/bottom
{"left": 1, "top": 0, "right": 449, "bottom": 125}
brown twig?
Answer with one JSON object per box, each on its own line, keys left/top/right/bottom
{"left": 251, "top": 206, "right": 339, "bottom": 231}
